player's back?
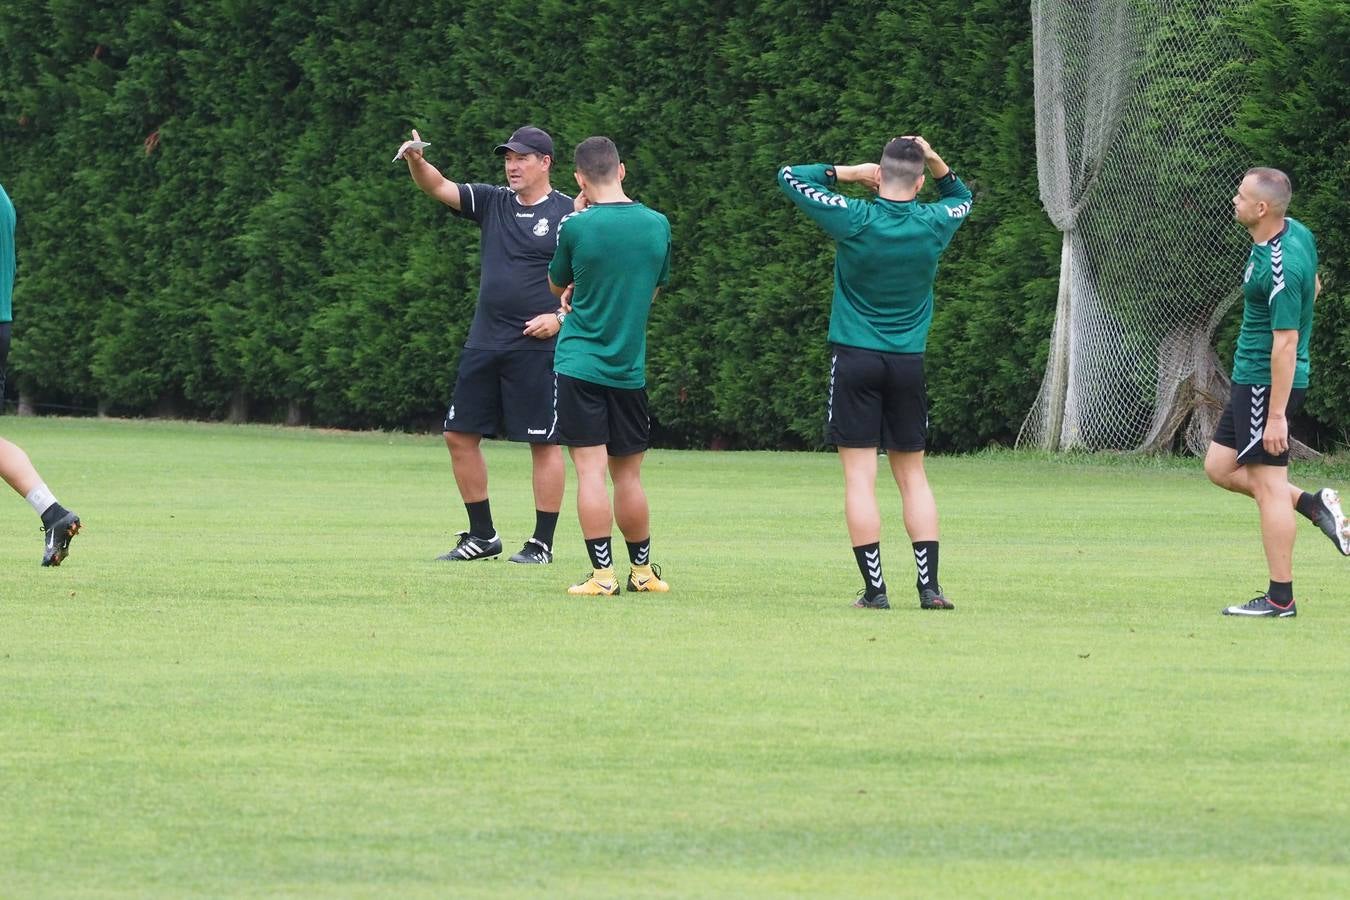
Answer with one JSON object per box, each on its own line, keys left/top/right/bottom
{"left": 553, "top": 202, "right": 672, "bottom": 389}
{"left": 830, "top": 198, "right": 961, "bottom": 354}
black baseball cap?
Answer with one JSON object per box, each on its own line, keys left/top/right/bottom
{"left": 494, "top": 125, "right": 553, "bottom": 158}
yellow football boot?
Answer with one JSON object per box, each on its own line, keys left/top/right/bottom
{"left": 626, "top": 563, "right": 669, "bottom": 593}
{"left": 567, "top": 567, "right": 620, "bottom": 596}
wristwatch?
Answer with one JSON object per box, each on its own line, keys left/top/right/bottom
{"left": 555, "top": 310, "right": 567, "bottom": 324}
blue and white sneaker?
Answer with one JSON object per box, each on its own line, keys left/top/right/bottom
{"left": 436, "top": 531, "right": 502, "bottom": 561}
{"left": 1223, "top": 593, "right": 1296, "bottom": 618}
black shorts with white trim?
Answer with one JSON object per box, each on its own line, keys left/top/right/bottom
{"left": 1212, "top": 382, "right": 1306, "bottom": 467}
{"left": 826, "top": 344, "right": 928, "bottom": 451}
{"left": 443, "top": 347, "right": 558, "bottom": 443}
{"left": 553, "top": 373, "right": 649, "bottom": 456}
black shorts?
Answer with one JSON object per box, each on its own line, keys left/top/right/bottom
{"left": 443, "top": 347, "right": 557, "bottom": 443}
{"left": 554, "top": 373, "right": 649, "bottom": 456}
{"left": 827, "top": 344, "right": 928, "bottom": 451}
{"left": 1212, "top": 382, "right": 1306, "bottom": 467}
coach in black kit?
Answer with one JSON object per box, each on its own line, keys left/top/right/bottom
{"left": 398, "top": 125, "right": 575, "bottom": 564}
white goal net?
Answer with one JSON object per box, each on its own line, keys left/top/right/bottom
{"left": 1020, "top": 0, "right": 1249, "bottom": 453}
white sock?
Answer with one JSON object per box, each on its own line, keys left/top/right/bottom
{"left": 25, "top": 483, "right": 57, "bottom": 517}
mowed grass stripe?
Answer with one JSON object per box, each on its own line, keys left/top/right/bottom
{"left": 1, "top": 418, "right": 1347, "bottom": 897}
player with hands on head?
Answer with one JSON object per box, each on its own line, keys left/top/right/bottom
{"left": 398, "top": 125, "right": 575, "bottom": 565}
{"left": 777, "top": 134, "right": 971, "bottom": 611}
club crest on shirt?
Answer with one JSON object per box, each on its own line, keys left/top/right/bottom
{"left": 1243, "top": 261, "right": 1254, "bottom": 284}
{"left": 533, "top": 218, "right": 550, "bottom": 237}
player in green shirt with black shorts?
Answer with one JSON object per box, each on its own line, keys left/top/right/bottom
{"left": 778, "top": 136, "right": 971, "bottom": 611}
{"left": 0, "top": 181, "right": 81, "bottom": 566}
{"left": 1205, "top": 167, "right": 1348, "bottom": 618}
{"left": 547, "top": 136, "right": 672, "bottom": 597}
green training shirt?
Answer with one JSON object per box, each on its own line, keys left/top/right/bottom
{"left": 1231, "top": 217, "right": 1318, "bottom": 388}
{"left": 777, "top": 163, "right": 972, "bottom": 354}
{"left": 0, "top": 183, "right": 14, "bottom": 323}
{"left": 549, "top": 201, "right": 671, "bottom": 390}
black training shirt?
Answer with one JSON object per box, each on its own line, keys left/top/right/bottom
{"left": 454, "top": 183, "right": 575, "bottom": 351}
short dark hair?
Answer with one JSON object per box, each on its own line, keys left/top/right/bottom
{"left": 574, "top": 136, "right": 620, "bottom": 181}
{"left": 1244, "top": 166, "right": 1292, "bottom": 211}
{"left": 881, "top": 137, "right": 925, "bottom": 186}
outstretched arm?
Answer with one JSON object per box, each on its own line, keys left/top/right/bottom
{"left": 397, "top": 129, "right": 461, "bottom": 211}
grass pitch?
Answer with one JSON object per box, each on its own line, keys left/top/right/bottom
{"left": 1, "top": 418, "right": 1348, "bottom": 897}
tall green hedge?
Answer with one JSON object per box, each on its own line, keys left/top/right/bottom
{"left": 1231, "top": 0, "right": 1350, "bottom": 446}
{"left": 0, "top": 0, "right": 1344, "bottom": 449}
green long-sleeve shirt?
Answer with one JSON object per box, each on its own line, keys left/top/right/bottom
{"left": 1, "top": 183, "right": 14, "bottom": 323}
{"left": 777, "top": 163, "right": 971, "bottom": 353}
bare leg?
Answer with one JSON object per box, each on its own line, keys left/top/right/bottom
{"left": 569, "top": 445, "right": 612, "bottom": 539}
{"left": 3, "top": 436, "right": 80, "bottom": 566}
{"left": 530, "top": 442, "right": 565, "bottom": 514}
{"left": 838, "top": 447, "right": 880, "bottom": 545}
{"left": 444, "top": 431, "right": 488, "bottom": 503}
{"left": 888, "top": 450, "right": 938, "bottom": 542}
{"left": 608, "top": 452, "right": 648, "bottom": 543}
{"left": 1204, "top": 441, "right": 1304, "bottom": 507}
{"left": 0, "top": 436, "right": 42, "bottom": 497}
{"left": 1249, "top": 462, "right": 1295, "bottom": 582}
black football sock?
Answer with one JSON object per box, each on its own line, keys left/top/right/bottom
{"left": 40, "top": 503, "right": 70, "bottom": 529}
{"left": 532, "top": 510, "right": 559, "bottom": 548}
{"left": 627, "top": 537, "right": 651, "bottom": 566}
{"left": 853, "top": 542, "right": 886, "bottom": 599}
{"left": 465, "top": 499, "right": 494, "bottom": 539}
{"left": 913, "top": 541, "right": 939, "bottom": 594}
{"left": 1295, "top": 491, "right": 1322, "bottom": 522}
{"left": 1268, "top": 580, "right": 1293, "bottom": 605}
{"left": 585, "top": 536, "right": 614, "bottom": 570}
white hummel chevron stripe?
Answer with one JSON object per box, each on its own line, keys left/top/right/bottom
{"left": 1249, "top": 385, "right": 1267, "bottom": 440}
{"left": 781, "top": 166, "right": 847, "bottom": 208}
{"left": 547, "top": 373, "right": 559, "bottom": 440}
{"left": 828, "top": 354, "right": 837, "bottom": 424}
{"left": 1268, "top": 238, "right": 1285, "bottom": 303}
{"left": 1238, "top": 430, "right": 1265, "bottom": 458}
